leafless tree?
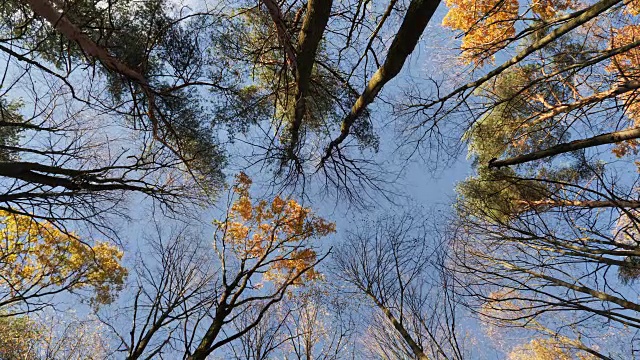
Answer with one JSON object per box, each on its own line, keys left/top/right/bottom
{"left": 334, "top": 211, "right": 467, "bottom": 360}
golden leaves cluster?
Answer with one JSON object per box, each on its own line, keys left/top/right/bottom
{"left": 606, "top": 25, "right": 640, "bottom": 157}
{"left": 443, "top": 0, "right": 519, "bottom": 64}
{"left": 442, "top": 0, "right": 575, "bottom": 63}
{"left": 508, "top": 338, "right": 598, "bottom": 360}
{"left": 626, "top": 0, "right": 640, "bottom": 16}
{"left": 609, "top": 25, "right": 640, "bottom": 94}
{"left": 530, "top": 0, "right": 574, "bottom": 20}
{"left": 217, "top": 173, "right": 335, "bottom": 285}
{"left": 0, "top": 211, "right": 127, "bottom": 305}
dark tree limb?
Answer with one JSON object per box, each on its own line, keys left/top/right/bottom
{"left": 286, "top": 0, "right": 333, "bottom": 160}
{"left": 0, "top": 161, "right": 156, "bottom": 196}
{"left": 262, "top": 0, "right": 299, "bottom": 72}
{"left": 488, "top": 127, "right": 640, "bottom": 168}
{"left": 319, "top": 0, "right": 440, "bottom": 167}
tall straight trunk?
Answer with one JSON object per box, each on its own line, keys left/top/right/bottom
{"left": 287, "top": 0, "right": 333, "bottom": 158}
{"left": 187, "top": 307, "right": 229, "bottom": 360}
{"left": 367, "top": 292, "right": 430, "bottom": 360}
{"left": 320, "top": 0, "right": 440, "bottom": 166}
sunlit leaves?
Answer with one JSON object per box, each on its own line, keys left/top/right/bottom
{"left": 608, "top": 25, "right": 640, "bottom": 156}
{"left": 442, "top": 0, "right": 519, "bottom": 63}
{"left": 0, "top": 211, "right": 127, "bottom": 306}
{"left": 508, "top": 338, "right": 599, "bottom": 360}
{"left": 442, "top": 0, "right": 578, "bottom": 63}
{"left": 0, "top": 312, "right": 111, "bottom": 360}
{"left": 216, "top": 173, "right": 335, "bottom": 286}
{"left": 0, "top": 314, "right": 40, "bottom": 359}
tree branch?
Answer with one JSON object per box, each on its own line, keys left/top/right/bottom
{"left": 488, "top": 126, "right": 640, "bottom": 168}
{"left": 262, "top": 0, "right": 299, "bottom": 71}
{"left": 319, "top": 0, "right": 440, "bottom": 167}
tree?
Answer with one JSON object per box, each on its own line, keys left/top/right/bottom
{"left": 10, "top": 0, "right": 640, "bottom": 357}
{"left": 374, "top": 0, "right": 640, "bottom": 356}
{"left": 0, "top": 314, "right": 41, "bottom": 359}
{"left": 401, "top": 0, "right": 640, "bottom": 170}
{"left": 0, "top": 311, "right": 113, "bottom": 360}
{"left": 277, "top": 287, "right": 356, "bottom": 360}
{"left": 187, "top": 172, "right": 334, "bottom": 359}
{"left": 508, "top": 337, "right": 600, "bottom": 360}
{"left": 0, "top": 0, "right": 228, "bottom": 232}
{"left": 226, "top": 286, "right": 357, "bottom": 360}
{"left": 450, "top": 179, "right": 640, "bottom": 359}
{"left": 0, "top": 210, "right": 127, "bottom": 315}
{"left": 226, "top": 302, "right": 290, "bottom": 360}
{"left": 334, "top": 212, "right": 467, "bottom": 360}
{"left": 102, "top": 173, "right": 335, "bottom": 359}
{"left": 12, "top": 0, "right": 450, "bottom": 202}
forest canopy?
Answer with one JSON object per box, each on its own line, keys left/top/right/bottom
{"left": 0, "top": 0, "right": 639, "bottom": 358}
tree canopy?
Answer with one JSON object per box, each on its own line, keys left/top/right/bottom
{"left": 2, "top": 0, "right": 640, "bottom": 358}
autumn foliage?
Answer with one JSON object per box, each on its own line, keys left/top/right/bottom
{"left": 442, "top": 0, "right": 576, "bottom": 63}
{"left": 216, "top": 173, "right": 335, "bottom": 286}
{"left": 442, "top": 0, "right": 519, "bottom": 63}
{"left": 0, "top": 211, "right": 127, "bottom": 307}
{"left": 508, "top": 338, "right": 599, "bottom": 360}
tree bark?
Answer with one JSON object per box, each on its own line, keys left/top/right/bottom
{"left": 489, "top": 126, "right": 640, "bottom": 168}
{"left": 23, "top": 0, "right": 182, "bottom": 157}
{"left": 0, "top": 162, "right": 154, "bottom": 195}
{"left": 520, "top": 80, "right": 640, "bottom": 128}
{"left": 188, "top": 309, "right": 229, "bottom": 360}
{"left": 517, "top": 199, "right": 640, "bottom": 209}
{"left": 24, "top": 0, "right": 147, "bottom": 85}
{"left": 367, "top": 292, "right": 429, "bottom": 360}
{"left": 287, "top": 0, "right": 333, "bottom": 158}
{"left": 262, "top": 0, "right": 299, "bottom": 71}
{"left": 319, "top": 0, "right": 440, "bottom": 166}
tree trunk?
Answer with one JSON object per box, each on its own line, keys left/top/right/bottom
{"left": 287, "top": 0, "right": 333, "bottom": 158}
{"left": 262, "top": 0, "right": 298, "bottom": 71}
{"left": 319, "top": 0, "right": 440, "bottom": 166}
{"left": 368, "top": 292, "right": 429, "bottom": 360}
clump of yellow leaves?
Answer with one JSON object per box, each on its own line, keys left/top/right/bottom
{"left": 442, "top": 0, "right": 575, "bottom": 63}
{"left": 609, "top": 25, "right": 640, "bottom": 94}
{"left": 0, "top": 211, "right": 127, "bottom": 305}
{"left": 216, "top": 173, "right": 335, "bottom": 286}
{"left": 442, "top": 0, "right": 519, "bottom": 64}
{"left": 508, "top": 338, "right": 598, "bottom": 360}
{"left": 607, "top": 25, "right": 640, "bottom": 156}
{"left": 530, "top": 0, "right": 575, "bottom": 20}
{"left": 626, "top": 0, "right": 640, "bottom": 16}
